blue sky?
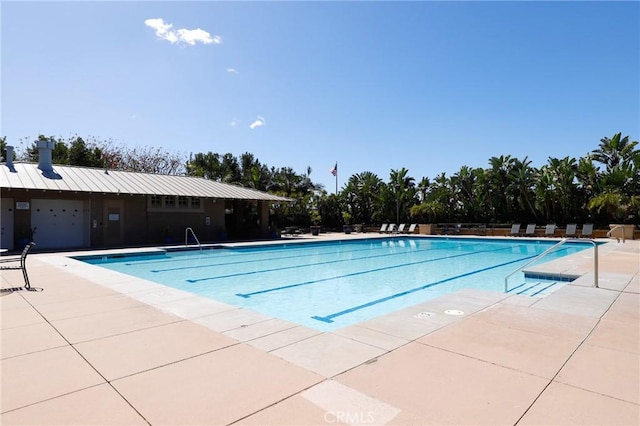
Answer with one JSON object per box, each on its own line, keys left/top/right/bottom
{"left": 2, "top": 1, "right": 638, "bottom": 192}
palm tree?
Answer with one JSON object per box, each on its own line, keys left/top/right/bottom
{"left": 575, "top": 156, "right": 600, "bottom": 223}
{"left": 429, "top": 172, "right": 454, "bottom": 221}
{"left": 534, "top": 168, "right": 555, "bottom": 223}
{"left": 589, "top": 133, "right": 640, "bottom": 225}
{"left": 588, "top": 191, "right": 627, "bottom": 223}
{"left": 576, "top": 156, "right": 600, "bottom": 194}
{"left": 238, "top": 152, "right": 272, "bottom": 190}
{"left": 545, "top": 157, "right": 579, "bottom": 224}
{"left": 507, "top": 157, "right": 538, "bottom": 222}
{"left": 451, "top": 166, "right": 479, "bottom": 221}
{"left": 487, "top": 155, "right": 514, "bottom": 222}
{"left": 592, "top": 132, "right": 638, "bottom": 170}
{"left": 0, "top": 136, "right": 7, "bottom": 163}
{"left": 267, "top": 166, "right": 324, "bottom": 227}
{"left": 410, "top": 200, "right": 444, "bottom": 223}
{"left": 471, "top": 168, "right": 493, "bottom": 222}
{"left": 187, "top": 152, "right": 227, "bottom": 181}
{"left": 317, "top": 191, "right": 342, "bottom": 228}
{"left": 417, "top": 177, "right": 430, "bottom": 202}
{"left": 388, "top": 168, "right": 416, "bottom": 224}
{"left": 343, "top": 171, "right": 383, "bottom": 224}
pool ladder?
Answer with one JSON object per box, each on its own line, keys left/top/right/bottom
{"left": 185, "top": 227, "right": 202, "bottom": 251}
{"left": 504, "top": 238, "right": 598, "bottom": 293}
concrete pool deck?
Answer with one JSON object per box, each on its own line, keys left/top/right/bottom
{"left": 1, "top": 235, "right": 638, "bottom": 425}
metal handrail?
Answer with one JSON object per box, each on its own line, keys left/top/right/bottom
{"left": 185, "top": 227, "right": 202, "bottom": 251}
{"left": 504, "top": 238, "right": 598, "bottom": 292}
{"left": 606, "top": 225, "right": 627, "bottom": 242}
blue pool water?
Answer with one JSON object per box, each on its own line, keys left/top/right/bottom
{"left": 78, "top": 237, "right": 591, "bottom": 331}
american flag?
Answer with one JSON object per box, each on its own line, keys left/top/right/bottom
{"left": 329, "top": 162, "right": 337, "bottom": 176}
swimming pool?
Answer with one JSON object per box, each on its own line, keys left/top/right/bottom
{"left": 78, "top": 237, "right": 591, "bottom": 331}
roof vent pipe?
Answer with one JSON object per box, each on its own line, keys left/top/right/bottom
{"left": 37, "top": 140, "right": 55, "bottom": 172}
{"left": 5, "top": 145, "right": 14, "bottom": 167}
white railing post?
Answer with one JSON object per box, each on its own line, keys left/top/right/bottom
{"left": 606, "top": 225, "right": 627, "bottom": 243}
{"left": 593, "top": 243, "right": 598, "bottom": 288}
{"left": 185, "top": 227, "right": 202, "bottom": 251}
{"left": 504, "top": 239, "right": 598, "bottom": 292}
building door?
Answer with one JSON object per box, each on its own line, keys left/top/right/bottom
{"left": 1, "top": 198, "right": 14, "bottom": 250}
{"left": 103, "top": 200, "right": 124, "bottom": 246}
{"left": 31, "top": 199, "right": 84, "bottom": 249}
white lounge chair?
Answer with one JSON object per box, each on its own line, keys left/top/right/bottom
{"left": 524, "top": 224, "right": 536, "bottom": 237}
{"left": 394, "top": 224, "right": 406, "bottom": 234}
{"left": 580, "top": 224, "right": 594, "bottom": 238}
{"left": 387, "top": 224, "right": 397, "bottom": 233}
{"left": 378, "top": 223, "right": 388, "bottom": 233}
{"left": 509, "top": 224, "right": 521, "bottom": 236}
{"left": 564, "top": 223, "right": 577, "bottom": 237}
{"left": 544, "top": 224, "right": 556, "bottom": 237}
{"left": 405, "top": 223, "right": 417, "bottom": 234}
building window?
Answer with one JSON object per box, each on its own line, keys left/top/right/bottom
{"left": 151, "top": 195, "right": 162, "bottom": 208}
{"left": 147, "top": 195, "right": 204, "bottom": 212}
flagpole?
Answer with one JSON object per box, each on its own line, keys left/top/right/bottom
{"left": 335, "top": 161, "right": 338, "bottom": 195}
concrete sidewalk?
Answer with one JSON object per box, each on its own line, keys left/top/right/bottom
{"left": 1, "top": 237, "right": 638, "bottom": 425}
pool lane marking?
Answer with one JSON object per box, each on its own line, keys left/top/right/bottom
{"left": 153, "top": 237, "right": 485, "bottom": 273}
{"left": 311, "top": 246, "right": 574, "bottom": 324}
{"left": 139, "top": 238, "right": 417, "bottom": 269}
{"left": 182, "top": 242, "right": 492, "bottom": 283}
{"left": 152, "top": 242, "right": 423, "bottom": 273}
{"left": 234, "top": 245, "right": 519, "bottom": 297}
{"left": 310, "top": 254, "right": 540, "bottom": 324}
{"left": 122, "top": 241, "right": 355, "bottom": 267}
{"left": 137, "top": 237, "right": 497, "bottom": 271}
{"left": 187, "top": 247, "right": 472, "bottom": 284}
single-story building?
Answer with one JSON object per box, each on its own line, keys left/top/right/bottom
{"left": 0, "top": 141, "right": 290, "bottom": 251}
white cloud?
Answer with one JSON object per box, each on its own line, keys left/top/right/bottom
{"left": 229, "top": 118, "right": 240, "bottom": 127}
{"left": 249, "top": 116, "right": 266, "bottom": 129}
{"left": 226, "top": 68, "right": 239, "bottom": 74}
{"left": 144, "top": 18, "right": 221, "bottom": 46}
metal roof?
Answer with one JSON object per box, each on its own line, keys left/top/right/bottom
{"left": 0, "top": 163, "right": 290, "bottom": 202}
